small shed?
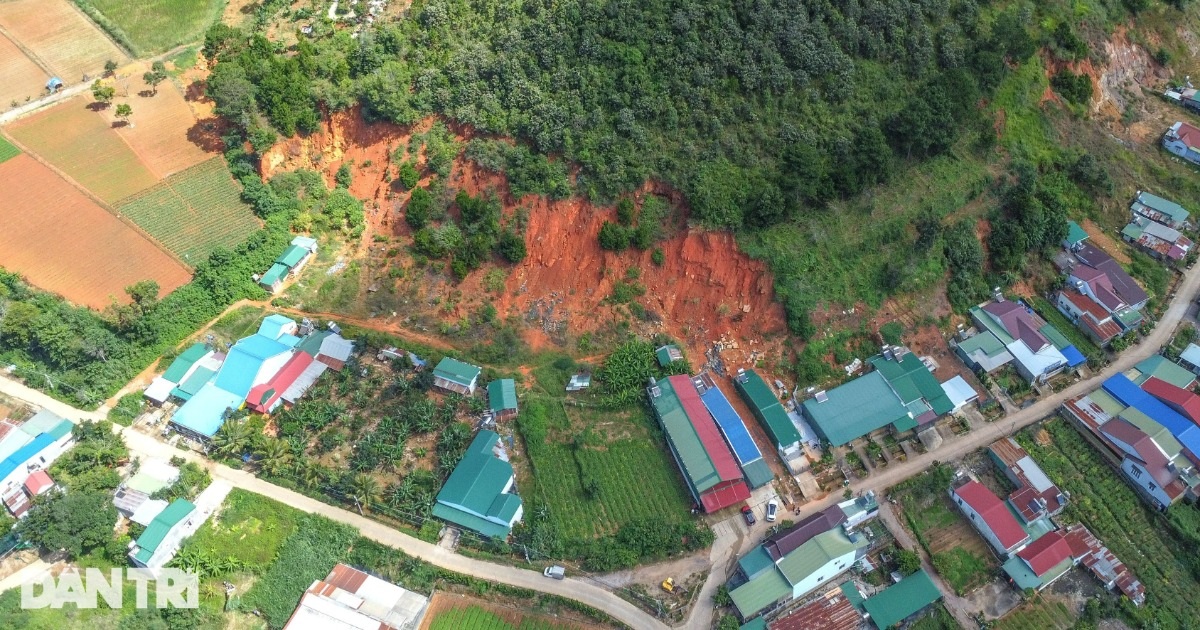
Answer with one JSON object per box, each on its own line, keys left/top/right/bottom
{"left": 1063, "top": 220, "right": 1089, "bottom": 250}
{"left": 487, "top": 379, "right": 518, "bottom": 420}
{"left": 23, "top": 470, "right": 54, "bottom": 497}
{"left": 259, "top": 263, "right": 288, "bottom": 293}
{"left": 567, "top": 373, "right": 591, "bottom": 392}
{"left": 433, "top": 357, "right": 481, "bottom": 395}
{"left": 656, "top": 345, "right": 684, "bottom": 367}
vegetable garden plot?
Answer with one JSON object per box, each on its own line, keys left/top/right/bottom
{"left": 0, "top": 135, "right": 19, "bottom": 164}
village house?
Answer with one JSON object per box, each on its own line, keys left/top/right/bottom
{"left": 0, "top": 412, "right": 74, "bottom": 517}
{"left": 950, "top": 478, "right": 1031, "bottom": 556}
{"left": 432, "top": 430, "right": 523, "bottom": 538}
{"left": 1131, "top": 191, "right": 1190, "bottom": 229}
{"left": 486, "top": 379, "right": 518, "bottom": 421}
{"left": 961, "top": 294, "right": 1079, "bottom": 384}
{"left": 695, "top": 372, "right": 774, "bottom": 489}
{"left": 1062, "top": 523, "right": 1146, "bottom": 606}
{"left": 862, "top": 570, "right": 942, "bottom": 629}
{"left": 284, "top": 563, "right": 429, "bottom": 630}
{"left": 1121, "top": 216, "right": 1193, "bottom": 262}
{"left": 1163, "top": 121, "right": 1200, "bottom": 166}
{"left": 734, "top": 369, "right": 807, "bottom": 473}
{"left": 1002, "top": 530, "right": 1074, "bottom": 592}
{"left": 1055, "top": 287, "right": 1124, "bottom": 347}
{"left": 259, "top": 236, "right": 319, "bottom": 293}
{"left": 988, "top": 438, "right": 1068, "bottom": 526}
{"left": 431, "top": 357, "right": 481, "bottom": 395}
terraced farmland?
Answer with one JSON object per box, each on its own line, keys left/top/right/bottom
{"left": 115, "top": 157, "right": 260, "bottom": 263}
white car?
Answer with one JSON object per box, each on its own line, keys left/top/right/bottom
{"left": 766, "top": 499, "right": 778, "bottom": 522}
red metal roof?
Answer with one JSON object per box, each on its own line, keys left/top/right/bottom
{"left": 771, "top": 592, "right": 861, "bottom": 630}
{"left": 247, "top": 352, "right": 314, "bottom": 413}
{"left": 1017, "top": 531, "right": 1073, "bottom": 577}
{"left": 1141, "top": 376, "right": 1200, "bottom": 425}
{"left": 954, "top": 480, "right": 1028, "bottom": 550}
{"left": 699, "top": 478, "right": 751, "bottom": 513}
{"left": 23, "top": 470, "right": 53, "bottom": 495}
{"left": 1176, "top": 121, "right": 1200, "bottom": 149}
{"left": 667, "top": 375, "right": 744, "bottom": 484}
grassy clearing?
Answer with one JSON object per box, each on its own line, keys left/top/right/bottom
{"left": 1028, "top": 296, "right": 1103, "bottom": 359}
{"left": 993, "top": 596, "right": 1075, "bottom": 630}
{"left": 116, "top": 157, "right": 261, "bottom": 264}
{"left": 428, "top": 604, "right": 581, "bottom": 630}
{"left": 907, "top": 604, "right": 958, "bottom": 630}
{"left": 0, "top": 136, "right": 18, "bottom": 164}
{"left": 931, "top": 547, "right": 992, "bottom": 596}
{"left": 79, "top": 0, "right": 225, "bottom": 56}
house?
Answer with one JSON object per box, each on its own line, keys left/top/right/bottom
{"left": 648, "top": 375, "right": 750, "bottom": 513}
{"left": 1063, "top": 220, "right": 1090, "bottom": 250}
{"left": 768, "top": 587, "right": 861, "bottom": 630}
{"left": 696, "top": 373, "right": 774, "bottom": 489}
{"left": 432, "top": 430, "right": 523, "bottom": 538}
{"left": 145, "top": 343, "right": 209, "bottom": 405}
{"left": 954, "top": 328, "right": 1015, "bottom": 374}
{"left": 259, "top": 264, "right": 289, "bottom": 293}
{"left": 1056, "top": 288, "right": 1124, "bottom": 346}
{"left": 258, "top": 237, "right": 319, "bottom": 293}
{"left": 2, "top": 469, "right": 55, "bottom": 518}
{"left": 168, "top": 353, "right": 225, "bottom": 403}
{"left": 432, "top": 357, "right": 481, "bottom": 395}
{"left": 951, "top": 479, "right": 1031, "bottom": 556}
{"left": 113, "top": 459, "right": 179, "bottom": 518}
{"left": 867, "top": 346, "right": 953, "bottom": 428}
{"left": 1122, "top": 216, "right": 1193, "bottom": 262}
{"left": 734, "top": 370, "right": 805, "bottom": 469}
{"left": 246, "top": 352, "right": 315, "bottom": 414}
{"left": 1180, "top": 343, "right": 1200, "bottom": 375}
{"left": 838, "top": 492, "right": 880, "bottom": 531}
{"left": 129, "top": 499, "right": 198, "bottom": 569}
{"left": 802, "top": 372, "right": 912, "bottom": 447}
{"left": 656, "top": 345, "right": 684, "bottom": 367}
{"left": 1071, "top": 243, "right": 1150, "bottom": 323}
{"left": 1002, "top": 530, "right": 1074, "bottom": 592}
{"left": 966, "top": 296, "right": 1075, "bottom": 383}
{"left": 988, "top": 438, "right": 1067, "bottom": 525}
{"left": 1062, "top": 523, "right": 1145, "bottom": 606}
{"left": 1141, "top": 376, "right": 1200, "bottom": 424}
{"left": 297, "top": 330, "right": 355, "bottom": 371}
{"left": 284, "top": 563, "right": 429, "bottom": 630}
{"left": 0, "top": 416, "right": 74, "bottom": 517}
{"left": 728, "top": 524, "right": 869, "bottom": 620}
{"left": 1132, "top": 191, "right": 1190, "bottom": 229}
{"left": 940, "top": 375, "right": 980, "bottom": 412}
{"left": 1101, "top": 417, "right": 1193, "bottom": 509}
{"left": 1163, "top": 121, "right": 1200, "bottom": 166}
{"left": 487, "top": 379, "right": 518, "bottom": 421}
{"left": 861, "top": 569, "right": 941, "bottom": 630}
{"left": 1127, "top": 354, "right": 1196, "bottom": 389}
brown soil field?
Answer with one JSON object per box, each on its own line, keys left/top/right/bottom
{"left": 6, "top": 96, "right": 158, "bottom": 203}
{"left": 0, "top": 154, "right": 190, "bottom": 308}
{"left": 0, "top": 33, "right": 48, "bottom": 108}
{"left": 1080, "top": 218, "right": 1132, "bottom": 264}
{"left": 419, "top": 592, "right": 605, "bottom": 630}
{"left": 99, "top": 78, "right": 214, "bottom": 180}
{"left": 262, "top": 110, "right": 789, "bottom": 364}
{"left": 0, "top": 0, "right": 128, "bottom": 84}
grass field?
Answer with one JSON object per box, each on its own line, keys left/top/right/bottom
{"left": 0, "top": 34, "right": 47, "bottom": 108}
{"left": 993, "top": 596, "right": 1075, "bottom": 630}
{"left": 82, "top": 0, "right": 224, "bottom": 56}
{"left": 0, "top": 0, "right": 127, "bottom": 82}
{"left": 7, "top": 96, "right": 157, "bottom": 203}
{"left": 116, "top": 157, "right": 260, "bottom": 263}
{"left": 0, "top": 136, "right": 18, "bottom": 164}
{"left": 518, "top": 397, "right": 693, "bottom": 542}
{"left": 427, "top": 604, "right": 581, "bottom": 630}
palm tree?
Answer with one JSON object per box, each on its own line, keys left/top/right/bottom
{"left": 255, "top": 439, "right": 292, "bottom": 477}
{"left": 349, "top": 473, "right": 381, "bottom": 513}
{"left": 210, "top": 421, "right": 252, "bottom": 460}
{"left": 293, "top": 460, "right": 323, "bottom": 489}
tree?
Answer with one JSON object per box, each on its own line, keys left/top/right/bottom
{"left": 210, "top": 420, "right": 253, "bottom": 460}
{"left": 349, "top": 473, "right": 381, "bottom": 511}
{"left": 115, "top": 103, "right": 133, "bottom": 126}
{"left": 103, "top": 59, "right": 118, "bottom": 76}
{"left": 142, "top": 61, "right": 167, "bottom": 95}
{"left": 896, "top": 548, "right": 922, "bottom": 575}
{"left": 405, "top": 186, "right": 432, "bottom": 229}
{"left": 397, "top": 161, "right": 419, "bottom": 190}
{"left": 255, "top": 438, "right": 293, "bottom": 477}
{"left": 91, "top": 80, "right": 115, "bottom": 107}
{"left": 598, "top": 222, "right": 630, "bottom": 251}
{"left": 16, "top": 490, "right": 118, "bottom": 559}
{"left": 335, "top": 162, "right": 353, "bottom": 189}
{"left": 497, "top": 229, "right": 527, "bottom": 263}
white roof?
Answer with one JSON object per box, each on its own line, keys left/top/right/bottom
{"left": 281, "top": 361, "right": 328, "bottom": 404}
{"left": 144, "top": 377, "right": 175, "bottom": 403}
{"left": 320, "top": 335, "right": 354, "bottom": 362}
{"left": 130, "top": 499, "right": 169, "bottom": 526}
{"left": 939, "top": 375, "right": 978, "bottom": 410}
{"left": 1182, "top": 343, "right": 1200, "bottom": 368}
{"left": 1006, "top": 340, "right": 1067, "bottom": 380}
{"left": 1015, "top": 455, "right": 1055, "bottom": 493}
{"left": 139, "top": 459, "right": 180, "bottom": 485}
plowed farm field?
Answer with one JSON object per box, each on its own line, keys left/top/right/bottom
{"left": 0, "top": 33, "right": 48, "bottom": 108}
{"left": 0, "top": 154, "right": 190, "bottom": 308}
{"left": 7, "top": 96, "right": 157, "bottom": 203}
{"left": 0, "top": 0, "right": 127, "bottom": 83}
{"left": 101, "top": 80, "right": 213, "bottom": 179}
{"left": 116, "top": 157, "right": 260, "bottom": 262}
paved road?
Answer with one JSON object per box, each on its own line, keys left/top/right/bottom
{"left": 0, "top": 377, "right": 669, "bottom": 630}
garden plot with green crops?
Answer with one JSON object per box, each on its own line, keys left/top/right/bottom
{"left": 0, "top": 136, "right": 18, "bottom": 164}
{"left": 429, "top": 603, "right": 583, "bottom": 630}
{"left": 116, "top": 157, "right": 260, "bottom": 263}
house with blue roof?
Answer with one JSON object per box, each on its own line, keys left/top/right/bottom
{"left": 0, "top": 417, "right": 74, "bottom": 517}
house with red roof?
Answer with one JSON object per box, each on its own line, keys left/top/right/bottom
{"left": 1062, "top": 523, "right": 1146, "bottom": 606}
{"left": 1141, "top": 376, "right": 1200, "bottom": 425}
{"left": 950, "top": 479, "right": 1031, "bottom": 556}
{"left": 1164, "top": 120, "right": 1200, "bottom": 166}
{"left": 1055, "top": 288, "right": 1124, "bottom": 346}
{"left": 1002, "top": 530, "right": 1074, "bottom": 591}
{"left": 246, "top": 352, "right": 315, "bottom": 414}
{"left": 988, "top": 438, "right": 1067, "bottom": 525}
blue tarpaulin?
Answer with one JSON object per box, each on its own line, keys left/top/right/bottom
{"left": 1060, "top": 345, "right": 1086, "bottom": 368}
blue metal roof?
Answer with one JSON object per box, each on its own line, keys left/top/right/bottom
{"left": 171, "top": 383, "right": 244, "bottom": 437}
{"left": 0, "top": 433, "right": 56, "bottom": 483}
{"left": 700, "top": 383, "right": 763, "bottom": 465}
{"left": 1103, "top": 374, "right": 1200, "bottom": 456}
{"left": 257, "top": 314, "right": 294, "bottom": 339}
{"left": 214, "top": 335, "right": 290, "bottom": 398}
{"left": 1061, "top": 345, "right": 1086, "bottom": 367}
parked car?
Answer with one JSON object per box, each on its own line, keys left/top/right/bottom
{"left": 741, "top": 505, "right": 756, "bottom": 525}
{"left": 543, "top": 565, "right": 565, "bottom": 580}
{"left": 766, "top": 499, "right": 778, "bottom": 522}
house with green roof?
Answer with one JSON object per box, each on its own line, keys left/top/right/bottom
{"left": 734, "top": 370, "right": 805, "bottom": 466}
{"left": 129, "top": 499, "right": 197, "bottom": 569}
{"left": 257, "top": 236, "right": 319, "bottom": 293}
{"left": 432, "top": 430, "right": 523, "bottom": 538}
{"left": 801, "top": 371, "right": 912, "bottom": 447}
{"left": 1064, "top": 220, "right": 1090, "bottom": 250}
{"left": 487, "top": 379, "right": 518, "bottom": 420}
{"left": 655, "top": 345, "right": 684, "bottom": 367}
{"left": 728, "top": 527, "right": 869, "bottom": 620}
{"left": 869, "top": 347, "right": 953, "bottom": 425}
{"left": 1128, "top": 354, "right": 1196, "bottom": 390}
{"left": 146, "top": 343, "right": 212, "bottom": 405}
{"left": 433, "top": 357, "right": 482, "bottom": 395}
{"left": 862, "top": 569, "right": 941, "bottom": 629}
{"left": 1132, "top": 191, "right": 1190, "bottom": 228}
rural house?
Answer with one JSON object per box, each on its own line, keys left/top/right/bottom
{"left": 734, "top": 369, "right": 806, "bottom": 473}
{"left": 1063, "top": 220, "right": 1090, "bottom": 250}
{"left": 951, "top": 478, "right": 1031, "bottom": 556}
{"left": 1163, "top": 121, "right": 1200, "bottom": 166}
{"left": 1071, "top": 244, "right": 1150, "bottom": 316}
{"left": 0, "top": 413, "right": 74, "bottom": 517}
{"left": 487, "top": 379, "right": 518, "bottom": 421}
{"left": 1131, "top": 191, "right": 1190, "bottom": 229}
{"left": 432, "top": 357, "right": 481, "bottom": 395}
{"left": 1055, "top": 288, "right": 1124, "bottom": 346}
{"left": 765, "top": 586, "right": 861, "bottom": 630}
{"left": 648, "top": 374, "right": 750, "bottom": 513}
{"left": 1062, "top": 523, "right": 1146, "bottom": 606}
{"left": 695, "top": 373, "right": 774, "bottom": 489}
{"left": 432, "top": 430, "right": 523, "bottom": 538}
{"left": 1001, "top": 530, "right": 1074, "bottom": 592}
{"left": 1121, "top": 216, "right": 1193, "bottom": 262}
{"left": 963, "top": 294, "right": 1081, "bottom": 383}
{"left": 867, "top": 347, "right": 953, "bottom": 428}
{"left": 1179, "top": 343, "right": 1200, "bottom": 374}
{"left": 861, "top": 569, "right": 941, "bottom": 630}
{"left": 128, "top": 499, "right": 198, "bottom": 570}
{"left": 988, "top": 438, "right": 1068, "bottom": 526}
{"left": 284, "top": 563, "right": 429, "bottom": 630}
{"left": 258, "top": 236, "right": 319, "bottom": 293}
{"left": 112, "top": 459, "right": 179, "bottom": 522}
{"left": 296, "top": 329, "right": 355, "bottom": 371}
{"left": 1127, "top": 354, "right": 1196, "bottom": 389}
{"left": 144, "top": 343, "right": 211, "bottom": 406}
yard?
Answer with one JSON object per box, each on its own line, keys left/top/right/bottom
{"left": 424, "top": 597, "right": 589, "bottom": 630}
{"left": 82, "top": 0, "right": 225, "bottom": 56}
{"left": 992, "top": 596, "right": 1075, "bottom": 630}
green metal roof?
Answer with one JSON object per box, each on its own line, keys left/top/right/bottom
{"left": 729, "top": 566, "right": 791, "bottom": 619}
{"left": 1065, "top": 220, "right": 1089, "bottom": 246}
{"left": 1121, "top": 222, "right": 1144, "bottom": 241}
{"left": 650, "top": 377, "right": 722, "bottom": 494}
{"left": 840, "top": 581, "right": 865, "bottom": 611}
{"left": 956, "top": 330, "right": 1008, "bottom": 357}
{"left": 1088, "top": 388, "right": 1127, "bottom": 416}
{"left": 275, "top": 244, "right": 309, "bottom": 268}
{"left": 862, "top": 569, "right": 941, "bottom": 629}
{"left": 776, "top": 528, "right": 863, "bottom": 586}
{"left": 162, "top": 343, "right": 207, "bottom": 383}
{"left": 656, "top": 345, "right": 682, "bottom": 367}
{"left": 1137, "top": 192, "right": 1190, "bottom": 223}
{"left": 434, "top": 357, "right": 481, "bottom": 387}
{"left": 170, "top": 366, "right": 215, "bottom": 401}
{"left": 296, "top": 330, "right": 331, "bottom": 357}
{"left": 970, "top": 307, "right": 1015, "bottom": 345}
{"left": 260, "top": 263, "right": 288, "bottom": 287}
{"left": 802, "top": 372, "right": 910, "bottom": 446}
{"left": 734, "top": 370, "right": 802, "bottom": 448}
{"left": 1002, "top": 555, "right": 1073, "bottom": 592}
{"left": 487, "top": 379, "right": 517, "bottom": 412}
{"left": 739, "top": 618, "right": 767, "bottom": 630}
{"left": 1115, "top": 308, "right": 1144, "bottom": 328}
{"left": 1131, "top": 355, "right": 1196, "bottom": 389}
{"left": 741, "top": 459, "right": 775, "bottom": 489}
{"left": 126, "top": 470, "right": 174, "bottom": 495}
{"left": 133, "top": 499, "right": 195, "bottom": 564}
{"left": 433, "top": 430, "right": 522, "bottom": 538}
{"left": 737, "top": 546, "right": 775, "bottom": 579}
{"left": 869, "top": 352, "right": 953, "bottom": 416}
{"left": 17, "top": 411, "right": 66, "bottom": 437}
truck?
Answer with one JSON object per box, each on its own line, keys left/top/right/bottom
{"left": 543, "top": 565, "right": 565, "bottom": 580}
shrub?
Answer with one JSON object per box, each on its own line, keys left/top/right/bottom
{"left": 406, "top": 186, "right": 432, "bottom": 229}
{"left": 598, "top": 222, "right": 630, "bottom": 251}
{"left": 397, "top": 161, "right": 419, "bottom": 189}
{"left": 335, "top": 162, "right": 353, "bottom": 189}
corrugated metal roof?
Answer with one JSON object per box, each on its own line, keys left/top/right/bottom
{"left": 1017, "top": 531, "right": 1073, "bottom": 577}
{"left": 1130, "top": 355, "right": 1196, "bottom": 389}
{"left": 276, "top": 244, "right": 309, "bottom": 268}
{"left": 433, "top": 430, "right": 521, "bottom": 538}
{"left": 954, "top": 480, "right": 1027, "bottom": 550}
{"left": 729, "top": 566, "right": 791, "bottom": 619}
{"left": 861, "top": 569, "right": 941, "bottom": 629}
{"left": 487, "top": 379, "right": 517, "bottom": 412}
{"left": 132, "top": 499, "right": 195, "bottom": 563}
{"left": 698, "top": 377, "right": 763, "bottom": 465}
{"left": 281, "top": 361, "right": 327, "bottom": 404}
{"left": 1104, "top": 373, "right": 1200, "bottom": 456}
{"left": 433, "top": 357, "right": 481, "bottom": 387}
{"left": 869, "top": 350, "right": 953, "bottom": 415}
{"left": 775, "top": 528, "right": 862, "bottom": 586}
{"left": 247, "top": 352, "right": 314, "bottom": 412}
{"left": 260, "top": 263, "right": 288, "bottom": 287}
{"left": 170, "top": 383, "right": 243, "bottom": 437}
{"left": 162, "top": 344, "right": 207, "bottom": 383}
{"left": 1065, "top": 220, "right": 1089, "bottom": 245}
{"left": 734, "top": 370, "right": 802, "bottom": 447}
{"left": 17, "top": 410, "right": 65, "bottom": 437}
{"left": 801, "top": 371, "right": 909, "bottom": 446}
{"left": 257, "top": 314, "right": 295, "bottom": 339}
{"left": 1135, "top": 192, "right": 1190, "bottom": 224}
{"left": 171, "top": 365, "right": 216, "bottom": 401}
